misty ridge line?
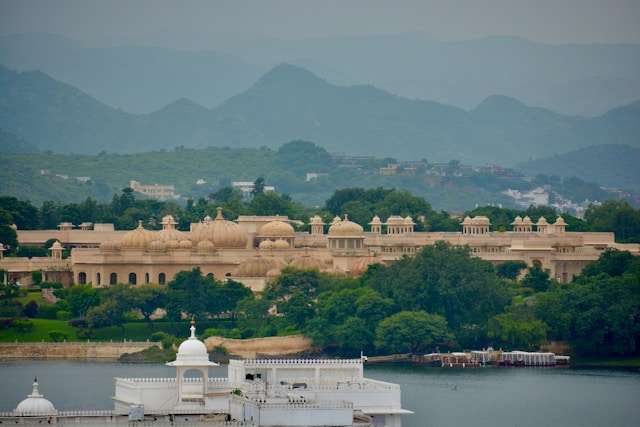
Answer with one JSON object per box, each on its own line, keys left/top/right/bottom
{"left": 1, "top": 60, "right": 640, "bottom": 168}
{"left": 2, "top": 32, "right": 639, "bottom": 116}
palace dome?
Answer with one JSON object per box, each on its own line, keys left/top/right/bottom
{"left": 554, "top": 216, "right": 567, "bottom": 226}
{"left": 328, "top": 215, "right": 364, "bottom": 236}
{"left": 259, "top": 240, "right": 275, "bottom": 249}
{"left": 236, "top": 255, "right": 285, "bottom": 277}
{"left": 522, "top": 216, "right": 533, "bottom": 225}
{"left": 511, "top": 216, "right": 523, "bottom": 225}
{"left": 386, "top": 215, "right": 404, "bottom": 225}
{"left": 120, "top": 221, "right": 155, "bottom": 249}
{"left": 404, "top": 216, "right": 415, "bottom": 225}
{"left": 369, "top": 215, "right": 382, "bottom": 225}
{"left": 272, "top": 239, "right": 290, "bottom": 249}
{"left": 14, "top": 379, "right": 57, "bottom": 415}
{"left": 179, "top": 239, "right": 193, "bottom": 249}
{"left": 165, "top": 239, "right": 180, "bottom": 249}
{"left": 192, "top": 208, "right": 248, "bottom": 248}
{"left": 473, "top": 216, "right": 490, "bottom": 224}
{"left": 167, "top": 322, "right": 217, "bottom": 367}
{"left": 537, "top": 217, "right": 549, "bottom": 225}
{"left": 289, "top": 254, "right": 326, "bottom": 270}
{"left": 148, "top": 240, "right": 166, "bottom": 252}
{"left": 158, "top": 228, "right": 185, "bottom": 242}
{"left": 259, "top": 220, "right": 294, "bottom": 237}
{"left": 197, "top": 240, "right": 215, "bottom": 253}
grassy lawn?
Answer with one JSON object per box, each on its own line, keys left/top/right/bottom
{"left": 0, "top": 319, "right": 78, "bottom": 342}
{"left": 574, "top": 356, "right": 640, "bottom": 368}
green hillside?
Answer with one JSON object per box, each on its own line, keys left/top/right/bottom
{"left": 0, "top": 142, "right": 628, "bottom": 211}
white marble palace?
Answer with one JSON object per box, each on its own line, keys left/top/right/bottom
{"left": 1, "top": 208, "right": 638, "bottom": 290}
{"left": 2, "top": 322, "right": 411, "bottom": 426}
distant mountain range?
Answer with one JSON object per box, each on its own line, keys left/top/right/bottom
{"left": 2, "top": 33, "right": 640, "bottom": 116}
{"left": 518, "top": 144, "right": 640, "bottom": 192}
{"left": 0, "top": 33, "right": 263, "bottom": 113}
{"left": 1, "top": 63, "right": 640, "bottom": 165}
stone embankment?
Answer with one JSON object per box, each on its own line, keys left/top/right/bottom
{"left": 205, "top": 334, "right": 312, "bottom": 359}
{"left": 0, "top": 341, "right": 159, "bottom": 360}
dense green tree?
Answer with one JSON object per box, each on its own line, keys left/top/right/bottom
{"left": 234, "top": 295, "right": 272, "bottom": 337}
{"left": 86, "top": 300, "right": 126, "bottom": 330}
{"left": 496, "top": 261, "right": 528, "bottom": 280}
{"left": 252, "top": 177, "right": 265, "bottom": 195}
{"left": 582, "top": 249, "right": 639, "bottom": 278}
{"left": 334, "top": 317, "right": 374, "bottom": 355}
{"left": 487, "top": 310, "right": 547, "bottom": 351}
{"left": 367, "top": 242, "right": 511, "bottom": 332}
{"left": 585, "top": 200, "right": 640, "bottom": 243}
{"left": 210, "top": 279, "right": 252, "bottom": 316}
{"left": 165, "top": 268, "right": 217, "bottom": 320}
{"left": 521, "top": 265, "right": 552, "bottom": 292}
{"left": 375, "top": 311, "right": 453, "bottom": 353}
{"left": 278, "top": 292, "right": 315, "bottom": 329}
{"left": 130, "top": 285, "right": 166, "bottom": 327}
{"left": 277, "top": 140, "right": 334, "bottom": 175}
{"left": 535, "top": 250, "right": 640, "bottom": 356}
{"left": 0, "top": 224, "right": 18, "bottom": 254}
{"left": 31, "top": 270, "right": 42, "bottom": 286}
{"left": 60, "top": 285, "right": 101, "bottom": 317}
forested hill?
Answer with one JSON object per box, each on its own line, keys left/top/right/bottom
{"left": 517, "top": 145, "right": 640, "bottom": 192}
{"left": 2, "top": 63, "right": 640, "bottom": 166}
{"left": 0, "top": 141, "right": 629, "bottom": 211}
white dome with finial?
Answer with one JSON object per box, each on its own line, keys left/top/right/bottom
{"left": 14, "top": 378, "right": 57, "bottom": 415}
{"left": 166, "top": 321, "right": 218, "bottom": 367}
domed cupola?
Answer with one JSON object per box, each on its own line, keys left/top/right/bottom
{"left": 158, "top": 214, "right": 185, "bottom": 242}
{"left": 167, "top": 321, "right": 218, "bottom": 367}
{"left": 235, "top": 254, "right": 285, "bottom": 277}
{"left": 120, "top": 221, "right": 155, "bottom": 250}
{"left": 166, "top": 321, "right": 218, "bottom": 402}
{"left": 328, "top": 214, "right": 364, "bottom": 237}
{"left": 327, "top": 215, "right": 365, "bottom": 251}
{"left": 257, "top": 220, "right": 295, "bottom": 248}
{"left": 192, "top": 208, "right": 248, "bottom": 248}
{"left": 14, "top": 378, "right": 57, "bottom": 416}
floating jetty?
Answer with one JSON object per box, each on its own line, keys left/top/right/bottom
{"left": 368, "top": 349, "right": 571, "bottom": 368}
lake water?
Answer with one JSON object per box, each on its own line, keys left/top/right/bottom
{"left": 1, "top": 361, "right": 639, "bottom": 427}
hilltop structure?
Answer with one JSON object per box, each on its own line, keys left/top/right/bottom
{"left": 2, "top": 323, "right": 411, "bottom": 426}
{"left": 2, "top": 208, "right": 638, "bottom": 290}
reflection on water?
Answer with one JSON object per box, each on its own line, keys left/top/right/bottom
{"left": 1, "top": 361, "right": 639, "bottom": 427}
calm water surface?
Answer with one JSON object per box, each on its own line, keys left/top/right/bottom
{"left": 1, "top": 361, "right": 639, "bottom": 427}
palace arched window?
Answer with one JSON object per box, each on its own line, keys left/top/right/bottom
{"left": 110, "top": 273, "right": 117, "bottom": 285}
{"left": 78, "top": 272, "right": 87, "bottom": 285}
{"left": 158, "top": 273, "right": 166, "bottom": 285}
{"left": 129, "top": 273, "right": 137, "bottom": 285}
{"left": 96, "top": 273, "right": 101, "bottom": 286}
{"left": 145, "top": 273, "right": 150, "bottom": 284}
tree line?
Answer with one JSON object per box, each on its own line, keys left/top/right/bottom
{"left": 1, "top": 243, "right": 638, "bottom": 357}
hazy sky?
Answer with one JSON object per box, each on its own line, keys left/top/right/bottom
{"left": 1, "top": 0, "right": 639, "bottom": 49}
